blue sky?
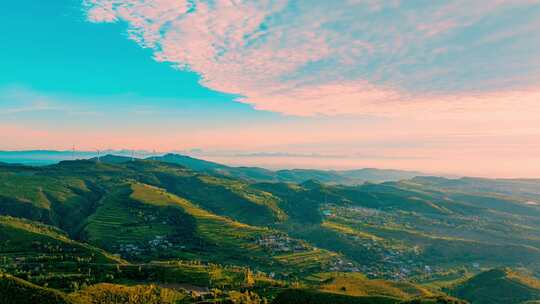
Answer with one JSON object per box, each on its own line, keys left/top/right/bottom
{"left": 2, "top": 0, "right": 221, "bottom": 98}
{"left": 0, "top": 0, "right": 278, "bottom": 124}
{"left": 1, "top": 0, "right": 540, "bottom": 177}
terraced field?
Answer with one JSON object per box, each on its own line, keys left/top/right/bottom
{"left": 129, "top": 183, "right": 342, "bottom": 274}
{"left": 1, "top": 158, "right": 540, "bottom": 303}
{"left": 0, "top": 216, "right": 124, "bottom": 290}
{"left": 308, "top": 272, "right": 434, "bottom": 299}
{"left": 82, "top": 185, "right": 177, "bottom": 250}
{"left": 274, "top": 250, "right": 340, "bottom": 271}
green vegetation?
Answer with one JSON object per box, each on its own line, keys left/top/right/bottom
{"left": 152, "top": 153, "right": 424, "bottom": 185}
{"left": 450, "top": 268, "right": 540, "bottom": 304}
{"left": 70, "top": 283, "right": 187, "bottom": 304}
{"left": 0, "top": 273, "right": 71, "bottom": 304}
{"left": 399, "top": 296, "right": 468, "bottom": 304}
{"left": 1, "top": 157, "right": 540, "bottom": 303}
{"left": 272, "top": 289, "right": 467, "bottom": 304}
{"left": 308, "top": 272, "right": 433, "bottom": 299}
{"left": 271, "top": 289, "right": 401, "bottom": 304}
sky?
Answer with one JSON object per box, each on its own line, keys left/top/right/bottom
{"left": 1, "top": 0, "right": 540, "bottom": 177}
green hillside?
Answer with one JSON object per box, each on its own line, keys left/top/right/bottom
{"left": 151, "top": 153, "right": 425, "bottom": 184}
{"left": 153, "top": 171, "right": 286, "bottom": 226}
{"left": 3, "top": 160, "right": 540, "bottom": 279}
{"left": 271, "top": 289, "right": 401, "bottom": 304}
{"left": 0, "top": 215, "right": 121, "bottom": 262}
{"left": 1, "top": 158, "right": 540, "bottom": 303}
{"left": 0, "top": 274, "right": 266, "bottom": 304}
{"left": 70, "top": 283, "right": 188, "bottom": 304}
{"left": 271, "top": 288, "right": 466, "bottom": 304}
{"left": 450, "top": 268, "right": 540, "bottom": 304}
{"left": 0, "top": 168, "right": 100, "bottom": 231}
{"left": 0, "top": 215, "right": 125, "bottom": 290}
{"left": 309, "top": 272, "right": 434, "bottom": 299}
{"left": 0, "top": 273, "right": 72, "bottom": 304}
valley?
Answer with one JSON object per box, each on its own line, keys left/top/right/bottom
{"left": 1, "top": 155, "right": 540, "bottom": 303}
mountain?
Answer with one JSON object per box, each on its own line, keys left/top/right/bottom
{"left": 271, "top": 289, "right": 467, "bottom": 304}
{"left": 91, "top": 154, "right": 134, "bottom": 164}
{"left": 0, "top": 274, "right": 256, "bottom": 304}
{"left": 0, "top": 150, "right": 95, "bottom": 165}
{"left": 2, "top": 159, "right": 540, "bottom": 275}
{"left": 0, "top": 273, "right": 72, "bottom": 304}
{"left": 450, "top": 268, "right": 540, "bottom": 304}
{"left": 411, "top": 176, "right": 540, "bottom": 202}
{"left": 1, "top": 158, "right": 540, "bottom": 302}
{"left": 0, "top": 150, "right": 157, "bottom": 166}
{"left": 0, "top": 215, "right": 124, "bottom": 291}
{"left": 271, "top": 289, "right": 401, "bottom": 304}
{"left": 148, "top": 153, "right": 229, "bottom": 171}
{"left": 0, "top": 159, "right": 336, "bottom": 278}
{"left": 0, "top": 150, "right": 431, "bottom": 184}
{"left": 151, "top": 153, "right": 427, "bottom": 184}
{"left": 340, "top": 168, "right": 428, "bottom": 183}
{"left": 309, "top": 272, "right": 434, "bottom": 298}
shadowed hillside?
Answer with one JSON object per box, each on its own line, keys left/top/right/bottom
{"left": 450, "top": 268, "right": 540, "bottom": 304}
{"left": 1, "top": 158, "right": 540, "bottom": 303}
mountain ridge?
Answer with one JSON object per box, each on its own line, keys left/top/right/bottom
{"left": 1, "top": 157, "right": 540, "bottom": 303}
{"left": 1, "top": 150, "right": 431, "bottom": 184}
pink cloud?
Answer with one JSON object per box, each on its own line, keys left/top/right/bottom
{"left": 83, "top": 0, "right": 540, "bottom": 116}
{"left": 3, "top": 90, "right": 539, "bottom": 177}
{"left": 72, "top": 1, "right": 540, "bottom": 177}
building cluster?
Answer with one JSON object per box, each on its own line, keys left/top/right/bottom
{"left": 254, "top": 234, "right": 309, "bottom": 254}
{"left": 118, "top": 235, "right": 175, "bottom": 258}
{"left": 322, "top": 205, "right": 451, "bottom": 280}
{"left": 148, "top": 235, "right": 173, "bottom": 249}
{"left": 327, "top": 258, "right": 360, "bottom": 272}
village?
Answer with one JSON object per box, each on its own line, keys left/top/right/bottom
{"left": 320, "top": 205, "right": 458, "bottom": 280}
{"left": 253, "top": 234, "right": 310, "bottom": 255}
{"left": 117, "top": 235, "right": 177, "bottom": 259}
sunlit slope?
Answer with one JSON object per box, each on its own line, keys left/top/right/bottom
{"left": 2, "top": 158, "right": 540, "bottom": 281}
{"left": 307, "top": 272, "right": 434, "bottom": 298}
{"left": 82, "top": 181, "right": 267, "bottom": 261}
{"left": 148, "top": 166, "right": 286, "bottom": 226}
{"left": 451, "top": 268, "right": 540, "bottom": 304}
{"left": 0, "top": 166, "right": 104, "bottom": 234}
{"left": 0, "top": 159, "right": 286, "bottom": 229}
{"left": 256, "top": 178, "right": 540, "bottom": 274}
{"left": 0, "top": 216, "right": 121, "bottom": 263}
{"left": 80, "top": 181, "right": 338, "bottom": 274}
{"left": 0, "top": 216, "right": 124, "bottom": 290}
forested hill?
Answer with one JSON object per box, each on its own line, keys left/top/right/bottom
{"left": 0, "top": 158, "right": 539, "bottom": 303}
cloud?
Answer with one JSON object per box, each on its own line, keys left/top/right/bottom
{"left": 82, "top": 0, "right": 540, "bottom": 115}
{"left": 0, "top": 86, "right": 102, "bottom": 117}
{"left": 0, "top": 102, "right": 55, "bottom": 115}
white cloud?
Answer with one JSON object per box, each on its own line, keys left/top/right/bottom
{"left": 83, "top": 0, "right": 540, "bottom": 116}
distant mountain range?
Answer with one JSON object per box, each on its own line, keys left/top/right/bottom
{"left": 0, "top": 150, "right": 429, "bottom": 184}
{"left": 149, "top": 153, "right": 431, "bottom": 184}
{"left": 0, "top": 150, "right": 149, "bottom": 165}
